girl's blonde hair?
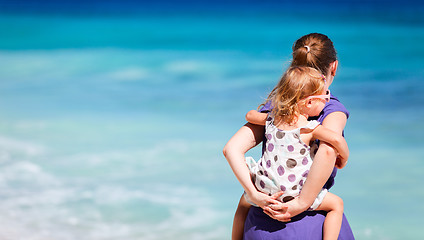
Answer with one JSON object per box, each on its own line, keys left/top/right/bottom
{"left": 266, "top": 66, "right": 326, "bottom": 124}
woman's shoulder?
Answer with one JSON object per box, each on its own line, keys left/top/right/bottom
{"left": 259, "top": 100, "right": 272, "bottom": 113}
{"left": 319, "top": 93, "right": 349, "bottom": 122}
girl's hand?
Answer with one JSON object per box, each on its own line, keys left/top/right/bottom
{"left": 335, "top": 155, "right": 348, "bottom": 169}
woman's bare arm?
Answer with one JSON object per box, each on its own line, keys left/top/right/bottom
{"left": 295, "top": 112, "right": 347, "bottom": 208}
{"left": 312, "top": 125, "right": 349, "bottom": 162}
{"left": 223, "top": 123, "right": 272, "bottom": 208}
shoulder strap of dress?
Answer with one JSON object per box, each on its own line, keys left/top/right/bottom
{"left": 265, "top": 114, "right": 276, "bottom": 130}
{"left": 266, "top": 114, "right": 273, "bottom": 123}
{"left": 301, "top": 120, "right": 320, "bottom": 130}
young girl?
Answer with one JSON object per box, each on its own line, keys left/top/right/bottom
{"left": 232, "top": 66, "right": 348, "bottom": 240}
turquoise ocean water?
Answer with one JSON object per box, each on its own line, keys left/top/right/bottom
{"left": 0, "top": 1, "right": 423, "bottom": 239}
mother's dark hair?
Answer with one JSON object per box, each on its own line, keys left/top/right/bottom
{"left": 291, "top": 33, "right": 337, "bottom": 75}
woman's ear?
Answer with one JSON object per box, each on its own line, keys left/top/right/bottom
{"left": 330, "top": 60, "right": 338, "bottom": 76}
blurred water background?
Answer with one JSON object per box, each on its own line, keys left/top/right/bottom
{"left": 0, "top": 0, "right": 423, "bottom": 239}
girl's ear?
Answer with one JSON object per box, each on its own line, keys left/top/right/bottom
{"left": 300, "top": 99, "right": 313, "bottom": 111}
{"left": 306, "top": 99, "right": 313, "bottom": 107}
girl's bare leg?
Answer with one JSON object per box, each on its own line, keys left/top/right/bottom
{"left": 315, "top": 192, "right": 344, "bottom": 240}
{"left": 232, "top": 195, "right": 251, "bottom": 240}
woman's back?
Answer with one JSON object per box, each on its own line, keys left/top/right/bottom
{"left": 244, "top": 207, "right": 354, "bottom": 240}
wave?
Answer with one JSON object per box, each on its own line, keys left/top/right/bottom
{"left": 0, "top": 136, "right": 46, "bottom": 158}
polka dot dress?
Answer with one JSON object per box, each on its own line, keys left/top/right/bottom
{"left": 245, "top": 116, "right": 327, "bottom": 208}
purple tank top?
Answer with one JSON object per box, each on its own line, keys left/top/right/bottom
{"left": 244, "top": 93, "right": 354, "bottom": 239}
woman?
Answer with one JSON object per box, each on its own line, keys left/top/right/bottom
{"left": 223, "top": 33, "right": 355, "bottom": 239}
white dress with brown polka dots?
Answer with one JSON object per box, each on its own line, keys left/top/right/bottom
{"left": 245, "top": 116, "right": 327, "bottom": 209}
